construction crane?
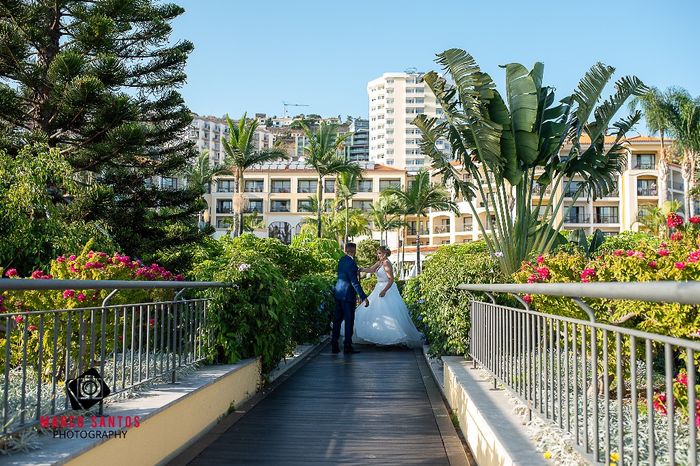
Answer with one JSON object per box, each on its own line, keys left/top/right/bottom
{"left": 283, "top": 101, "right": 309, "bottom": 118}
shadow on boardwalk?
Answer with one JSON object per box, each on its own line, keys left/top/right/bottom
{"left": 179, "top": 345, "right": 457, "bottom": 465}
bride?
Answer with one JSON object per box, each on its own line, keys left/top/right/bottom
{"left": 353, "top": 246, "right": 423, "bottom": 348}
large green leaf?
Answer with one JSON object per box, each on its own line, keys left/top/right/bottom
{"left": 503, "top": 63, "right": 539, "bottom": 166}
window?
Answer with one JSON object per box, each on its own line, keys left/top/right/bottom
{"left": 595, "top": 206, "right": 619, "bottom": 223}
{"left": 297, "top": 199, "right": 313, "bottom": 212}
{"left": 297, "top": 180, "right": 317, "bottom": 193}
{"left": 406, "top": 221, "right": 427, "bottom": 235}
{"left": 271, "top": 180, "right": 291, "bottom": 193}
{"left": 564, "top": 206, "right": 587, "bottom": 223}
{"left": 637, "top": 179, "right": 658, "bottom": 196}
{"left": 270, "top": 200, "right": 290, "bottom": 212}
{"left": 379, "top": 179, "right": 401, "bottom": 191}
{"left": 246, "top": 199, "right": 263, "bottom": 213}
{"left": 216, "top": 199, "right": 232, "bottom": 214}
{"left": 217, "top": 180, "right": 234, "bottom": 193}
{"left": 161, "top": 177, "right": 178, "bottom": 189}
{"left": 462, "top": 217, "right": 472, "bottom": 231}
{"left": 564, "top": 180, "right": 586, "bottom": 198}
{"left": 216, "top": 217, "right": 232, "bottom": 229}
{"left": 356, "top": 180, "right": 373, "bottom": 192}
{"left": 352, "top": 200, "right": 373, "bottom": 212}
{"left": 634, "top": 154, "right": 656, "bottom": 170}
{"left": 245, "top": 180, "right": 264, "bottom": 192}
{"left": 324, "top": 179, "right": 336, "bottom": 193}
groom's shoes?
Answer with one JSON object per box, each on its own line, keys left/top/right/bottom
{"left": 331, "top": 345, "right": 341, "bottom": 354}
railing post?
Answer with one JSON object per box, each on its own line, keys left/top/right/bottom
{"left": 98, "top": 289, "right": 118, "bottom": 416}
{"left": 172, "top": 288, "right": 187, "bottom": 383}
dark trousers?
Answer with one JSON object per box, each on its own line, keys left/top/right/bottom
{"left": 331, "top": 298, "right": 355, "bottom": 350}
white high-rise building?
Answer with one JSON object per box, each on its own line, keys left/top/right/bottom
{"left": 367, "top": 72, "right": 448, "bottom": 171}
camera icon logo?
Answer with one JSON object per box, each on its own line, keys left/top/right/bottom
{"left": 66, "top": 368, "right": 111, "bottom": 410}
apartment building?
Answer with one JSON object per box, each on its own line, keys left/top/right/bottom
{"left": 367, "top": 72, "right": 449, "bottom": 171}
{"left": 206, "top": 161, "right": 408, "bottom": 245}
{"left": 345, "top": 118, "right": 370, "bottom": 162}
{"left": 396, "top": 136, "right": 687, "bottom": 265}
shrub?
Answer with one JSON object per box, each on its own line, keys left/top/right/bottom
{"left": 356, "top": 239, "right": 380, "bottom": 268}
{"left": 290, "top": 233, "right": 343, "bottom": 275}
{"left": 404, "top": 241, "right": 503, "bottom": 356}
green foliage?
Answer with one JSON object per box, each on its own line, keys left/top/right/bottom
{"left": 0, "top": 145, "right": 117, "bottom": 274}
{"left": 416, "top": 49, "right": 646, "bottom": 274}
{"left": 0, "top": 0, "right": 206, "bottom": 268}
{"left": 290, "top": 233, "right": 344, "bottom": 275}
{"left": 403, "top": 241, "right": 503, "bottom": 356}
{"left": 356, "top": 239, "right": 380, "bottom": 268}
{"left": 596, "top": 231, "right": 660, "bottom": 255}
{"left": 192, "top": 233, "right": 334, "bottom": 376}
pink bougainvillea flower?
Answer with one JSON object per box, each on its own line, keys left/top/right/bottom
{"left": 658, "top": 249, "right": 670, "bottom": 257}
{"left": 149, "top": 318, "right": 156, "bottom": 328}
{"left": 648, "top": 261, "right": 657, "bottom": 269}
{"left": 63, "top": 289, "right": 75, "bottom": 299}
{"left": 613, "top": 249, "right": 624, "bottom": 257}
{"left": 536, "top": 255, "right": 545, "bottom": 264}
{"left": 28, "top": 325, "right": 37, "bottom": 332}
{"left": 522, "top": 294, "right": 532, "bottom": 304}
{"left": 68, "top": 255, "right": 77, "bottom": 261}
{"left": 527, "top": 273, "right": 539, "bottom": 284}
{"left": 14, "top": 315, "right": 23, "bottom": 324}
{"left": 689, "top": 251, "right": 700, "bottom": 263}
{"left": 671, "top": 232, "right": 683, "bottom": 241}
{"left": 76, "top": 293, "right": 86, "bottom": 302}
{"left": 676, "top": 371, "right": 688, "bottom": 387}
{"left": 676, "top": 262, "right": 686, "bottom": 270}
{"left": 4, "top": 268, "right": 17, "bottom": 278}
{"left": 690, "top": 216, "right": 700, "bottom": 224}
{"left": 68, "top": 265, "right": 78, "bottom": 274}
{"left": 536, "top": 267, "right": 550, "bottom": 280}
{"left": 175, "top": 274, "right": 185, "bottom": 281}
{"left": 627, "top": 250, "right": 635, "bottom": 257}
{"left": 580, "top": 268, "right": 596, "bottom": 282}
{"left": 56, "top": 256, "right": 66, "bottom": 263}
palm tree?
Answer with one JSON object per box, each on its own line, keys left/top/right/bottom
{"left": 416, "top": 49, "right": 646, "bottom": 273}
{"left": 299, "top": 197, "right": 369, "bottom": 242}
{"left": 630, "top": 88, "right": 674, "bottom": 205}
{"left": 336, "top": 171, "right": 359, "bottom": 245}
{"left": 300, "top": 122, "right": 361, "bottom": 238}
{"left": 222, "top": 113, "right": 288, "bottom": 236}
{"left": 384, "top": 170, "right": 458, "bottom": 274}
{"left": 184, "top": 150, "right": 225, "bottom": 226}
{"left": 369, "top": 195, "right": 403, "bottom": 245}
{"left": 664, "top": 89, "right": 700, "bottom": 217}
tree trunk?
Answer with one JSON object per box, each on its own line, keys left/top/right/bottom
{"left": 416, "top": 216, "right": 422, "bottom": 274}
{"left": 36, "top": 4, "right": 62, "bottom": 140}
{"left": 682, "top": 148, "right": 695, "bottom": 217}
{"left": 316, "top": 176, "right": 323, "bottom": 238}
{"left": 657, "top": 129, "right": 669, "bottom": 207}
{"left": 238, "top": 171, "right": 245, "bottom": 236}
{"left": 344, "top": 197, "right": 349, "bottom": 246}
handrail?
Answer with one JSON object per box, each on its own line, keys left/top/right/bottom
{"left": 457, "top": 281, "right": 700, "bottom": 305}
{"left": 0, "top": 279, "right": 233, "bottom": 291}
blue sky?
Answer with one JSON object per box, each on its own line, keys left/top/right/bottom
{"left": 173, "top": 0, "right": 700, "bottom": 131}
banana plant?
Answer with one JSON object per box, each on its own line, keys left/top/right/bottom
{"left": 415, "top": 49, "right": 647, "bottom": 274}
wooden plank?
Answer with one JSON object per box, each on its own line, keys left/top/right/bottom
{"left": 181, "top": 345, "right": 454, "bottom": 465}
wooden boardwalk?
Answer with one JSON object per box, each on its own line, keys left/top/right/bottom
{"left": 178, "top": 344, "right": 468, "bottom": 465}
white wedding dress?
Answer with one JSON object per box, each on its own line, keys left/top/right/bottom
{"left": 348, "top": 264, "right": 423, "bottom": 348}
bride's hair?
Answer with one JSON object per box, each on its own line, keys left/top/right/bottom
{"left": 378, "top": 246, "right": 391, "bottom": 257}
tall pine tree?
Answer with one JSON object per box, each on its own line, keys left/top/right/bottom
{"left": 0, "top": 0, "right": 205, "bottom": 267}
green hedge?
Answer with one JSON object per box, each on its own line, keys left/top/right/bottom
{"left": 403, "top": 241, "right": 503, "bottom": 356}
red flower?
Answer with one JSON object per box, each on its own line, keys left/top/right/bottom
{"left": 76, "top": 293, "right": 86, "bottom": 302}
{"left": 658, "top": 249, "right": 670, "bottom": 257}
{"left": 667, "top": 213, "right": 684, "bottom": 229}
{"left": 670, "top": 232, "right": 683, "bottom": 241}
{"left": 653, "top": 393, "right": 668, "bottom": 416}
{"left": 28, "top": 325, "right": 37, "bottom": 332}
{"left": 149, "top": 318, "right": 156, "bottom": 328}
{"left": 689, "top": 251, "right": 700, "bottom": 263}
{"left": 522, "top": 294, "right": 532, "bottom": 304}
{"left": 56, "top": 256, "right": 65, "bottom": 263}
{"left": 536, "top": 267, "right": 550, "bottom": 280}
{"left": 676, "top": 371, "right": 688, "bottom": 387}
{"left": 675, "top": 262, "right": 686, "bottom": 270}
{"left": 527, "top": 273, "right": 539, "bottom": 284}
{"left": 690, "top": 216, "right": 700, "bottom": 224}
{"left": 536, "top": 255, "right": 545, "bottom": 265}
{"left": 648, "top": 261, "right": 657, "bottom": 269}
{"left": 14, "top": 315, "right": 23, "bottom": 324}
{"left": 63, "top": 289, "right": 75, "bottom": 299}
{"left": 4, "top": 268, "right": 17, "bottom": 278}
{"left": 580, "top": 268, "right": 596, "bottom": 282}
{"left": 627, "top": 250, "right": 635, "bottom": 257}
{"left": 613, "top": 249, "right": 624, "bottom": 256}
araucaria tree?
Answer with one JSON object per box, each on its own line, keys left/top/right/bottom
{"left": 416, "top": 49, "right": 646, "bottom": 274}
{"left": 0, "top": 1, "right": 203, "bottom": 263}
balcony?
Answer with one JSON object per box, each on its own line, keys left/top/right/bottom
{"left": 564, "top": 214, "right": 590, "bottom": 223}
{"left": 271, "top": 187, "right": 291, "bottom": 194}
{"left": 633, "top": 161, "right": 656, "bottom": 170}
{"left": 594, "top": 215, "right": 619, "bottom": 224}
{"left": 216, "top": 206, "right": 232, "bottom": 214}
{"left": 637, "top": 188, "right": 658, "bottom": 196}
{"left": 270, "top": 204, "right": 290, "bottom": 213}
{"left": 433, "top": 225, "right": 450, "bottom": 234}
{"left": 407, "top": 228, "right": 429, "bottom": 236}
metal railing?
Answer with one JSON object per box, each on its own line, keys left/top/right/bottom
{"left": 459, "top": 282, "right": 700, "bottom": 465}
{"left": 638, "top": 188, "right": 659, "bottom": 196}
{"left": 0, "top": 279, "right": 231, "bottom": 438}
{"left": 565, "top": 214, "right": 591, "bottom": 224}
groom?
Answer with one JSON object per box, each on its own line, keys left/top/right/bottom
{"left": 331, "top": 242, "right": 369, "bottom": 354}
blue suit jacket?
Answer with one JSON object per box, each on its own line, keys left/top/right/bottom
{"left": 333, "top": 255, "right": 367, "bottom": 303}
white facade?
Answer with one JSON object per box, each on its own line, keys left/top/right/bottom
{"left": 367, "top": 72, "right": 448, "bottom": 171}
